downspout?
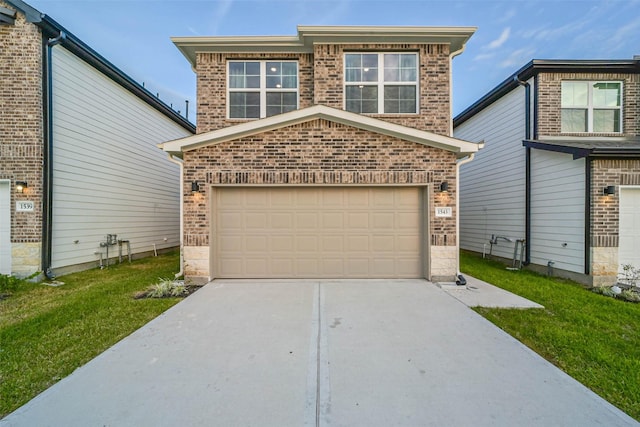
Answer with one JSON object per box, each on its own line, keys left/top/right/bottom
{"left": 514, "top": 76, "right": 532, "bottom": 265}
{"left": 166, "top": 154, "right": 184, "bottom": 278}
{"left": 584, "top": 157, "right": 591, "bottom": 275}
{"left": 41, "top": 31, "right": 65, "bottom": 280}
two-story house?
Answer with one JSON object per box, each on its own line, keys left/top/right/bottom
{"left": 454, "top": 58, "right": 640, "bottom": 285}
{"left": 160, "top": 26, "right": 481, "bottom": 283}
{"left": 1, "top": 0, "right": 195, "bottom": 278}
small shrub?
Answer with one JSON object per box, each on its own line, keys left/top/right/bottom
{"left": 620, "top": 289, "right": 640, "bottom": 303}
{"left": 0, "top": 274, "right": 24, "bottom": 296}
{"left": 592, "top": 286, "right": 616, "bottom": 298}
{"left": 144, "top": 279, "right": 188, "bottom": 298}
{"left": 618, "top": 264, "right": 640, "bottom": 287}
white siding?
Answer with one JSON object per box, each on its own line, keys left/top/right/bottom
{"left": 530, "top": 150, "right": 585, "bottom": 273}
{"left": 50, "top": 46, "right": 192, "bottom": 269}
{"left": 0, "top": 180, "right": 10, "bottom": 274}
{"left": 454, "top": 86, "right": 527, "bottom": 260}
{"left": 619, "top": 187, "right": 640, "bottom": 270}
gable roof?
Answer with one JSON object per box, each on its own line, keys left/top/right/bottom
{"left": 453, "top": 58, "right": 640, "bottom": 128}
{"left": 159, "top": 105, "right": 482, "bottom": 158}
{"left": 172, "top": 25, "right": 477, "bottom": 69}
{"left": 5, "top": 0, "right": 195, "bottom": 133}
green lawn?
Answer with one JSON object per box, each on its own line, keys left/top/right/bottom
{"left": 0, "top": 252, "right": 182, "bottom": 418}
{"left": 461, "top": 250, "right": 640, "bottom": 421}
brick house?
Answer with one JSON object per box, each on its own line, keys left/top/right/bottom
{"left": 454, "top": 58, "right": 640, "bottom": 285}
{"left": 160, "top": 26, "right": 481, "bottom": 283}
{"left": 0, "top": 0, "right": 195, "bottom": 278}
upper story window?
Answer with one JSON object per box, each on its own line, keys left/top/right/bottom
{"left": 561, "top": 81, "right": 622, "bottom": 133}
{"left": 344, "top": 53, "right": 418, "bottom": 114}
{"left": 228, "top": 61, "right": 298, "bottom": 119}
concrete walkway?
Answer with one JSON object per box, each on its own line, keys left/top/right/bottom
{"left": 1, "top": 279, "right": 636, "bottom": 426}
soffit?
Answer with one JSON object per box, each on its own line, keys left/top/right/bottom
{"left": 172, "top": 25, "right": 476, "bottom": 68}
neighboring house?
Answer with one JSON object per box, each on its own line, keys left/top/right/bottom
{"left": 160, "top": 25, "right": 481, "bottom": 283}
{"left": 0, "top": 0, "right": 195, "bottom": 278}
{"left": 454, "top": 58, "right": 640, "bottom": 285}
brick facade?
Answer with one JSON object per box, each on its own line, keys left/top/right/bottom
{"left": 195, "top": 43, "right": 452, "bottom": 136}
{"left": 183, "top": 119, "right": 457, "bottom": 250}
{"left": 0, "top": 2, "right": 44, "bottom": 273}
{"left": 537, "top": 72, "right": 640, "bottom": 137}
{"left": 196, "top": 52, "right": 315, "bottom": 133}
{"left": 591, "top": 159, "right": 640, "bottom": 248}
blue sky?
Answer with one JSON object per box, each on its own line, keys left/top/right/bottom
{"left": 27, "top": 0, "right": 640, "bottom": 121}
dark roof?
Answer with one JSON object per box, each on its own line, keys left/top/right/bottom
{"left": 453, "top": 59, "right": 640, "bottom": 128}
{"left": 523, "top": 138, "right": 640, "bottom": 159}
{"left": 6, "top": 0, "right": 195, "bottom": 133}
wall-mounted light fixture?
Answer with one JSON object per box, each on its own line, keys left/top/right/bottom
{"left": 603, "top": 185, "right": 615, "bottom": 196}
{"left": 16, "top": 181, "right": 27, "bottom": 193}
{"left": 439, "top": 182, "right": 449, "bottom": 193}
{"left": 191, "top": 181, "right": 200, "bottom": 193}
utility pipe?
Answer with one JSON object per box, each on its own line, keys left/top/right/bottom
{"left": 166, "top": 154, "right": 184, "bottom": 278}
{"left": 514, "top": 76, "right": 532, "bottom": 266}
{"left": 41, "top": 31, "right": 65, "bottom": 280}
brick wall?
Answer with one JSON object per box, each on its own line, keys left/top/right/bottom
{"left": 195, "top": 43, "right": 452, "bottom": 136}
{"left": 182, "top": 119, "right": 457, "bottom": 248}
{"left": 0, "top": 3, "right": 44, "bottom": 247}
{"left": 196, "top": 52, "right": 314, "bottom": 133}
{"left": 591, "top": 159, "right": 640, "bottom": 248}
{"left": 313, "top": 43, "right": 451, "bottom": 135}
{"left": 537, "top": 72, "right": 640, "bottom": 137}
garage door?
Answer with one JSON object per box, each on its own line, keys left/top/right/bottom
{"left": 214, "top": 187, "right": 423, "bottom": 278}
{"left": 619, "top": 187, "right": 640, "bottom": 271}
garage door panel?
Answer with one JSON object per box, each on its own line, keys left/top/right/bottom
{"left": 215, "top": 187, "right": 422, "bottom": 278}
{"left": 271, "top": 213, "right": 293, "bottom": 228}
{"left": 271, "top": 236, "right": 294, "bottom": 251}
{"left": 296, "top": 235, "right": 319, "bottom": 252}
{"left": 348, "top": 212, "right": 369, "bottom": 228}
{"left": 322, "top": 212, "right": 344, "bottom": 228}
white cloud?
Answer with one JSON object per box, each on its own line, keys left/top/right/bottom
{"left": 474, "top": 52, "right": 496, "bottom": 62}
{"left": 488, "top": 27, "right": 511, "bottom": 49}
{"left": 500, "top": 48, "right": 536, "bottom": 69}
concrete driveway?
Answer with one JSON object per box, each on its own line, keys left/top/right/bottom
{"left": 1, "top": 279, "right": 637, "bottom": 426}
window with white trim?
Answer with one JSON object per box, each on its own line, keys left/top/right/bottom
{"left": 344, "top": 53, "right": 418, "bottom": 114}
{"left": 228, "top": 61, "right": 298, "bottom": 119}
{"left": 561, "top": 81, "right": 622, "bottom": 133}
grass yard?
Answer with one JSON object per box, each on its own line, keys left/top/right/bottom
{"left": 0, "top": 252, "right": 183, "bottom": 418}
{"left": 461, "top": 250, "right": 640, "bottom": 421}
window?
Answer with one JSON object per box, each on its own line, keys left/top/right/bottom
{"left": 561, "top": 81, "right": 622, "bottom": 133}
{"left": 344, "top": 53, "right": 418, "bottom": 114}
{"left": 228, "top": 61, "right": 298, "bottom": 119}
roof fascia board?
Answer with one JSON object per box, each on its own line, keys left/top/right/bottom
{"left": 454, "top": 58, "right": 640, "bottom": 128}
{"left": 172, "top": 25, "right": 476, "bottom": 69}
{"left": 160, "top": 105, "right": 480, "bottom": 158}
{"left": 523, "top": 140, "right": 591, "bottom": 160}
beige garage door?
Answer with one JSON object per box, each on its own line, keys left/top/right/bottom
{"left": 214, "top": 187, "right": 423, "bottom": 278}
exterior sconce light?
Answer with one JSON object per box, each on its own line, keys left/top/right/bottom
{"left": 603, "top": 185, "right": 615, "bottom": 195}
{"left": 191, "top": 181, "right": 200, "bottom": 193}
{"left": 439, "top": 182, "right": 449, "bottom": 193}
{"left": 16, "top": 181, "right": 27, "bottom": 193}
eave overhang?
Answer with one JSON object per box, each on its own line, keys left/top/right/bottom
{"left": 159, "top": 105, "right": 482, "bottom": 159}
{"left": 454, "top": 58, "right": 640, "bottom": 128}
{"left": 172, "top": 25, "right": 477, "bottom": 69}
{"left": 523, "top": 138, "right": 640, "bottom": 160}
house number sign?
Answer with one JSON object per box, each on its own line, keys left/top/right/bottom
{"left": 435, "top": 207, "right": 452, "bottom": 217}
{"left": 16, "top": 201, "right": 35, "bottom": 212}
